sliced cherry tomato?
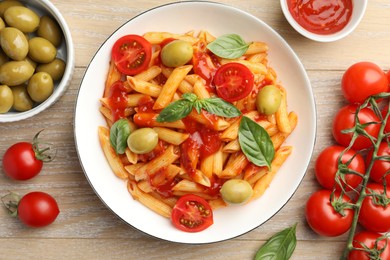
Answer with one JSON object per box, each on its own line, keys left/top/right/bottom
{"left": 348, "top": 231, "right": 390, "bottom": 260}
{"left": 171, "top": 194, "right": 213, "bottom": 232}
{"left": 358, "top": 183, "right": 390, "bottom": 233}
{"left": 366, "top": 141, "right": 390, "bottom": 184}
{"left": 315, "top": 145, "right": 365, "bottom": 191}
{"left": 111, "top": 34, "right": 152, "bottom": 75}
{"left": 213, "top": 62, "right": 254, "bottom": 102}
{"left": 305, "top": 190, "right": 354, "bottom": 237}
{"left": 332, "top": 104, "right": 381, "bottom": 150}
{"left": 341, "top": 62, "right": 389, "bottom": 104}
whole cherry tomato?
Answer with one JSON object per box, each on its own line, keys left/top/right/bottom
{"left": 332, "top": 104, "right": 381, "bottom": 150}
{"left": 382, "top": 105, "right": 390, "bottom": 134}
{"left": 341, "top": 62, "right": 389, "bottom": 104}
{"left": 348, "top": 231, "right": 390, "bottom": 260}
{"left": 305, "top": 190, "right": 354, "bottom": 237}
{"left": 366, "top": 141, "right": 390, "bottom": 184}
{"left": 315, "top": 145, "right": 365, "bottom": 191}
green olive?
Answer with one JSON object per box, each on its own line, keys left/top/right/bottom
{"left": 127, "top": 128, "right": 158, "bottom": 154}
{"left": 0, "top": 84, "right": 13, "bottom": 113}
{"left": 27, "top": 72, "right": 53, "bottom": 103}
{"left": 161, "top": 40, "right": 193, "bottom": 67}
{"left": 0, "top": 27, "right": 28, "bottom": 61}
{"left": 0, "top": 60, "right": 34, "bottom": 86}
{"left": 4, "top": 6, "right": 40, "bottom": 33}
{"left": 0, "top": 17, "right": 5, "bottom": 30}
{"left": 28, "top": 37, "right": 57, "bottom": 63}
{"left": 220, "top": 179, "right": 253, "bottom": 204}
{"left": 0, "top": 1, "right": 23, "bottom": 18}
{"left": 12, "top": 84, "right": 33, "bottom": 111}
{"left": 256, "top": 85, "right": 282, "bottom": 115}
{"left": 36, "top": 58, "right": 65, "bottom": 81}
{"left": 0, "top": 48, "right": 9, "bottom": 66}
{"left": 37, "top": 16, "right": 62, "bottom": 47}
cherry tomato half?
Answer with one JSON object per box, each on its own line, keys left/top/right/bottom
{"left": 111, "top": 34, "right": 152, "bottom": 75}
{"left": 171, "top": 194, "right": 213, "bottom": 232}
{"left": 305, "top": 190, "right": 354, "bottom": 237}
{"left": 341, "top": 62, "right": 389, "bottom": 104}
{"left": 213, "top": 62, "right": 254, "bottom": 102}
{"left": 366, "top": 141, "right": 390, "bottom": 184}
{"left": 18, "top": 191, "right": 60, "bottom": 228}
{"left": 315, "top": 145, "right": 365, "bottom": 191}
{"left": 332, "top": 104, "right": 381, "bottom": 150}
{"left": 348, "top": 231, "right": 390, "bottom": 260}
{"left": 358, "top": 183, "right": 390, "bottom": 233}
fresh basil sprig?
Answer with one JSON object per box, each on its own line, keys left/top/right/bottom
{"left": 109, "top": 118, "right": 131, "bottom": 154}
{"left": 255, "top": 224, "right": 297, "bottom": 260}
{"left": 207, "top": 34, "right": 250, "bottom": 59}
{"left": 238, "top": 116, "right": 275, "bottom": 169}
{"left": 156, "top": 93, "right": 241, "bottom": 122}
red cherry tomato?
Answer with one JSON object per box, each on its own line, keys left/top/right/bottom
{"left": 305, "top": 190, "right": 354, "bottom": 237}
{"left": 382, "top": 105, "right": 390, "bottom": 134}
{"left": 213, "top": 62, "right": 254, "bottom": 102}
{"left": 366, "top": 142, "right": 390, "bottom": 184}
{"left": 358, "top": 183, "right": 390, "bottom": 233}
{"left": 315, "top": 145, "right": 365, "bottom": 191}
{"left": 17, "top": 192, "right": 60, "bottom": 228}
{"left": 341, "top": 62, "right": 389, "bottom": 104}
{"left": 2, "top": 132, "right": 53, "bottom": 181}
{"left": 171, "top": 194, "right": 213, "bottom": 232}
{"left": 111, "top": 34, "right": 152, "bottom": 75}
{"left": 332, "top": 104, "right": 381, "bottom": 150}
{"left": 348, "top": 231, "right": 390, "bottom": 260}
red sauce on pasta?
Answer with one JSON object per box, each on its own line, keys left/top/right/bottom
{"left": 107, "top": 80, "right": 128, "bottom": 122}
{"left": 287, "top": 0, "right": 353, "bottom": 35}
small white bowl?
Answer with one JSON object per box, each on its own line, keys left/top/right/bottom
{"left": 0, "top": 0, "right": 74, "bottom": 122}
{"left": 280, "top": 0, "right": 368, "bottom": 42}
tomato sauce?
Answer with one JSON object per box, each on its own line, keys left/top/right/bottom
{"left": 107, "top": 81, "right": 128, "bottom": 122}
{"left": 287, "top": 0, "right": 353, "bottom": 35}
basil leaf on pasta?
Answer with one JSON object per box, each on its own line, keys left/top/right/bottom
{"left": 207, "top": 34, "right": 250, "bottom": 59}
{"left": 109, "top": 119, "right": 131, "bottom": 154}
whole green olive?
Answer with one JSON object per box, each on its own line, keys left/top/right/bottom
{"left": 0, "top": 84, "right": 13, "bottom": 113}
{"left": 36, "top": 58, "right": 65, "bottom": 81}
{"left": 37, "top": 16, "right": 62, "bottom": 47}
{"left": 0, "top": 1, "right": 23, "bottom": 18}
{"left": 4, "top": 6, "right": 40, "bottom": 33}
{"left": 161, "top": 40, "right": 193, "bottom": 67}
{"left": 127, "top": 128, "right": 158, "bottom": 154}
{"left": 256, "top": 85, "right": 282, "bottom": 115}
{"left": 12, "top": 84, "right": 33, "bottom": 111}
{"left": 0, "top": 60, "right": 34, "bottom": 86}
{"left": 220, "top": 179, "right": 253, "bottom": 204}
{"left": 0, "top": 27, "right": 28, "bottom": 61}
{"left": 0, "top": 17, "right": 5, "bottom": 30}
{"left": 0, "top": 48, "right": 9, "bottom": 66}
{"left": 27, "top": 72, "right": 53, "bottom": 103}
{"left": 28, "top": 37, "right": 57, "bottom": 63}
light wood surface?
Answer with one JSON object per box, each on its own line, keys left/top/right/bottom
{"left": 0, "top": 1, "right": 389, "bottom": 259}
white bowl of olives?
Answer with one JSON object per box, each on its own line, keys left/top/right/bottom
{"left": 0, "top": 0, "right": 74, "bottom": 122}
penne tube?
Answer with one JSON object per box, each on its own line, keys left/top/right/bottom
{"left": 104, "top": 59, "right": 122, "bottom": 97}
{"left": 222, "top": 139, "right": 240, "bottom": 153}
{"left": 193, "top": 79, "right": 211, "bottom": 99}
{"left": 220, "top": 59, "right": 267, "bottom": 75}
{"left": 127, "top": 76, "right": 162, "bottom": 97}
{"left": 125, "top": 162, "right": 145, "bottom": 176}
{"left": 219, "top": 152, "right": 249, "bottom": 179}
{"left": 134, "top": 65, "right": 162, "bottom": 81}
{"left": 276, "top": 88, "right": 292, "bottom": 134}
{"left": 212, "top": 147, "right": 224, "bottom": 176}
{"left": 245, "top": 41, "right": 269, "bottom": 55}
{"left": 200, "top": 155, "right": 214, "bottom": 178}
{"left": 152, "top": 127, "right": 189, "bottom": 145}
{"left": 172, "top": 179, "right": 204, "bottom": 193}
{"left": 143, "top": 31, "right": 198, "bottom": 44}
{"left": 133, "top": 113, "right": 186, "bottom": 129}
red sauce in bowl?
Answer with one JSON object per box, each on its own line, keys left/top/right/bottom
{"left": 287, "top": 0, "right": 353, "bottom": 35}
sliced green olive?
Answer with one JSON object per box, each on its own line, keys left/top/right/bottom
{"left": 256, "top": 85, "right": 282, "bottom": 115}
{"left": 4, "top": 6, "right": 40, "bottom": 33}
{"left": 220, "top": 179, "right": 253, "bottom": 204}
{"left": 0, "top": 27, "right": 28, "bottom": 61}
{"left": 12, "top": 84, "right": 33, "bottom": 111}
{"left": 161, "top": 40, "right": 193, "bottom": 67}
{"left": 127, "top": 128, "right": 158, "bottom": 154}
{"left": 28, "top": 37, "right": 57, "bottom": 63}
{"left": 27, "top": 72, "right": 53, "bottom": 103}
{"left": 0, "top": 60, "right": 34, "bottom": 86}
{"left": 0, "top": 84, "right": 13, "bottom": 113}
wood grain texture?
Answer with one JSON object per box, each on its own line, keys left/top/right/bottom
{"left": 0, "top": 0, "right": 389, "bottom": 259}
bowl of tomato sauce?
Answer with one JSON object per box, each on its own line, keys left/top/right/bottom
{"left": 280, "top": 0, "right": 368, "bottom": 42}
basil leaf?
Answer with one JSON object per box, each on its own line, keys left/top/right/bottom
{"left": 238, "top": 116, "right": 274, "bottom": 168}
{"left": 182, "top": 93, "right": 198, "bottom": 103}
{"left": 197, "top": 97, "right": 242, "bottom": 118}
{"left": 156, "top": 99, "right": 194, "bottom": 122}
{"left": 109, "top": 119, "right": 131, "bottom": 154}
{"left": 255, "top": 224, "right": 297, "bottom": 260}
{"left": 207, "top": 34, "right": 250, "bottom": 59}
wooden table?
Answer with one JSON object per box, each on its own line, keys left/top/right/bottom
{"left": 1, "top": 1, "right": 389, "bottom": 259}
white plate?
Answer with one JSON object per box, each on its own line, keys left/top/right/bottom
{"left": 74, "top": 1, "right": 316, "bottom": 244}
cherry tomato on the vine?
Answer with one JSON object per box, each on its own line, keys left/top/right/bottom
{"left": 341, "top": 62, "right": 389, "bottom": 104}
{"left": 171, "top": 194, "right": 213, "bottom": 232}
{"left": 315, "top": 145, "right": 365, "bottom": 191}
{"left": 305, "top": 190, "right": 354, "bottom": 237}
{"left": 366, "top": 141, "right": 390, "bottom": 184}
{"left": 382, "top": 105, "right": 390, "bottom": 134}
{"left": 348, "top": 231, "right": 390, "bottom": 260}
{"left": 332, "top": 104, "right": 381, "bottom": 150}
